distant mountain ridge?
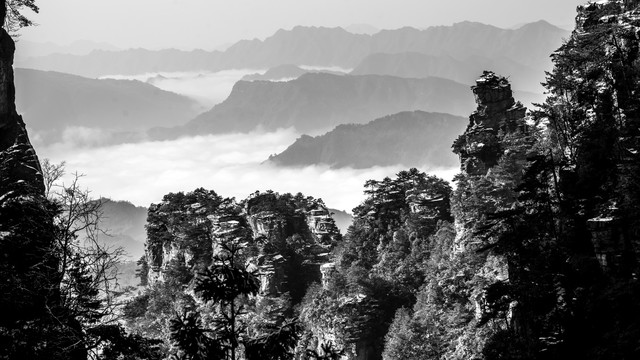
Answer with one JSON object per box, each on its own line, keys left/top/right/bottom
{"left": 99, "top": 199, "right": 148, "bottom": 259}
{"left": 350, "top": 52, "right": 545, "bottom": 93}
{"left": 266, "top": 111, "right": 467, "bottom": 169}
{"left": 241, "top": 64, "right": 346, "bottom": 81}
{"left": 18, "top": 21, "right": 568, "bottom": 78}
{"left": 150, "top": 73, "right": 476, "bottom": 139}
{"left": 16, "top": 40, "right": 120, "bottom": 62}
{"left": 344, "top": 24, "right": 380, "bottom": 35}
{"left": 242, "top": 64, "right": 309, "bottom": 81}
{"left": 15, "top": 68, "right": 198, "bottom": 145}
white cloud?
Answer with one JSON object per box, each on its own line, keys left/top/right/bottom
{"left": 60, "top": 126, "right": 119, "bottom": 147}
{"left": 38, "top": 130, "right": 458, "bottom": 213}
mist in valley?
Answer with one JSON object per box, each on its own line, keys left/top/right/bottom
{"left": 38, "top": 126, "right": 458, "bottom": 213}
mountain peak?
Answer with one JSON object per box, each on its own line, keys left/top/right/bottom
{"left": 344, "top": 23, "right": 380, "bottom": 35}
{"left": 516, "top": 19, "right": 564, "bottom": 32}
{"left": 450, "top": 21, "right": 496, "bottom": 29}
{"left": 267, "top": 110, "right": 467, "bottom": 169}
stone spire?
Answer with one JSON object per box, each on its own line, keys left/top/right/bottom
{"left": 452, "top": 71, "right": 527, "bottom": 176}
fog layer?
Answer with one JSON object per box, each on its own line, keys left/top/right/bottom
{"left": 39, "top": 130, "right": 458, "bottom": 212}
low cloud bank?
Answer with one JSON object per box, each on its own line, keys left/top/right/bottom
{"left": 38, "top": 130, "right": 459, "bottom": 212}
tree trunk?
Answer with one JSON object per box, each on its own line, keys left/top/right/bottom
{"left": 0, "top": 1, "right": 6, "bottom": 29}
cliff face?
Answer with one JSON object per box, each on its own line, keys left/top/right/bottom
{"left": 453, "top": 71, "right": 527, "bottom": 177}
{"left": 0, "top": 24, "right": 49, "bottom": 319}
{"left": 0, "top": 29, "right": 43, "bottom": 190}
{"left": 143, "top": 189, "right": 341, "bottom": 301}
{"left": 0, "top": 25, "right": 85, "bottom": 358}
{"left": 570, "top": 0, "right": 640, "bottom": 276}
{"left": 298, "top": 168, "right": 454, "bottom": 360}
{"left": 442, "top": 72, "right": 530, "bottom": 358}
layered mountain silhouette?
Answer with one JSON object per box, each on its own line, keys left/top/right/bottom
{"left": 15, "top": 68, "right": 198, "bottom": 145}
{"left": 350, "top": 52, "right": 545, "bottom": 93}
{"left": 242, "top": 64, "right": 309, "bottom": 81}
{"left": 98, "top": 199, "right": 148, "bottom": 259}
{"left": 344, "top": 24, "right": 380, "bottom": 35}
{"left": 18, "top": 21, "right": 568, "bottom": 79}
{"left": 241, "top": 64, "right": 345, "bottom": 81}
{"left": 266, "top": 111, "right": 467, "bottom": 169}
{"left": 150, "top": 73, "right": 476, "bottom": 139}
{"left": 15, "top": 40, "right": 120, "bottom": 62}
{"left": 327, "top": 208, "right": 353, "bottom": 233}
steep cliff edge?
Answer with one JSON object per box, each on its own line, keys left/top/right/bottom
{"left": 130, "top": 189, "right": 342, "bottom": 349}
{"left": 452, "top": 71, "right": 527, "bottom": 177}
{"left": 294, "top": 72, "right": 537, "bottom": 360}
{"left": 446, "top": 71, "right": 532, "bottom": 358}
{"left": 0, "top": 29, "right": 43, "bottom": 190}
{"left": 0, "top": 24, "right": 86, "bottom": 358}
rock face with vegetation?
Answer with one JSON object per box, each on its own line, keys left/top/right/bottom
{"left": 298, "top": 168, "right": 454, "bottom": 359}
{"left": 0, "top": 15, "right": 68, "bottom": 358}
{"left": 453, "top": 71, "right": 527, "bottom": 176}
{"left": 0, "top": 1, "right": 616, "bottom": 358}
{"left": 296, "top": 1, "right": 640, "bottom": 353}
{"left": 123, "top": 3, "right": 640, "bottom": 358}
{"left": 290, "top": 71, "right": 530, "bottom": 360}
{"left": 129, "top": 189, "right": 341, "bottom": 357}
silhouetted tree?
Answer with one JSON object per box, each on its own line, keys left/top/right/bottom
{"left": 170, "top": 241, "right": 260, "bottom": 359}
{"left": 0, "top": 0, "right": 39, "bottom": 35}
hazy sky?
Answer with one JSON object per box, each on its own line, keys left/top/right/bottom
{"left": 21, "top": 0, "right": 587, "bottom": 50}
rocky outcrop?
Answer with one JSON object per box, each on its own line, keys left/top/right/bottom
{"left": 453, "top": 71, "right": 527, "bottom": 176}
{"left": 244, "top": 192, "right": 340, "bottom": 300}
{"left": 446, "top": 72, "right": 530, "bottom": 358}
{"left": 144, "top": 190, "right": 342, "bottom": 303}
{"left": 572, "top": 0, "right": 640, "bottom": 276}
{"left": 144, "top": 189, "right": 232, "bottom": 284}
{"left": 0, "top": 29, "right": 43, "bottom": 190}
{"left": 306, "top": 203, "right": 340, "bottom": 240}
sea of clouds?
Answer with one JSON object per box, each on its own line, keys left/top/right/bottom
{"left": 38, "top": 69, "right": 458, "bottom": 213}
{"left": 39, "top": 129, "right": 458, "bottom": 212}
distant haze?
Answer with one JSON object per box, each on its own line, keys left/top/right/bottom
{"left": 20, "top": 0, "right": 584, "bottom": 50}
